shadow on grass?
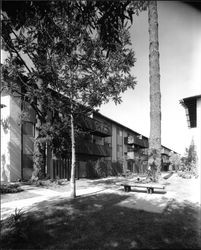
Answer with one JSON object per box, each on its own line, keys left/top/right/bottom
{"left": 1, "top": 193, "right": 201, "bottom": 250}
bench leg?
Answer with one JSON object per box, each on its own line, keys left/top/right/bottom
{"left": 147, "top": 188, "right": 154, "bottom": 194}
{"left": 124, "top": 186, "right": 131, "bottom": 192}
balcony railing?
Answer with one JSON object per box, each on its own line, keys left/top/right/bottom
{"left": 124, "top": 135, "right": 148, "bottom": 148}
{"left": 79, "top": 116, "right": 112, "bottom": 137}
{"left": 77, "top": 142, "right": 111, "bottom": 157}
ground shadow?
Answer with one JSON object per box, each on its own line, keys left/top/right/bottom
{"left": 1, "top": 192, "right": 200, "bottom": 250}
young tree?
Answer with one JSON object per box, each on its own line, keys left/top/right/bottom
{"left": 54, "top": 20, "right": 137, "bottom": 197}
{"left": 147, "top": 1, "right": 161, "bottom": 182}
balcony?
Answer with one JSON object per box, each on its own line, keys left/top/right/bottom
{"left": 77, "top": 142, "right": 111, "bottom": 157}
{"left": 124, "top": 135, "right": 148, "bottom": 148}
{"left": 79, "top": 116, "right": 111, "bottom": 137}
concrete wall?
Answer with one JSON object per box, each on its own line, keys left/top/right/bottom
{"left": 10, "top": 95, "right": 22, "bottom": 181}
{"left": 1, "top": 95, "right": 11, "bottom": 182}
{"left": 1, "top": 94, "right": 22, "bottom": 182}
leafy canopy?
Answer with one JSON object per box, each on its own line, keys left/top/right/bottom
{"left": 1, "top": 1, "right": 147, "bottom": 154}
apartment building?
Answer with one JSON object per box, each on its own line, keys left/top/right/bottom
{"left": 1, "top": 92, "right": 176, "bottom": 182}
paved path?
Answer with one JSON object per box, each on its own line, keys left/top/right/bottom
{"left": 1, "top": 185, "right": 108, "bottom": 220}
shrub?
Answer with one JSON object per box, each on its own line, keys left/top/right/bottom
{"left": 94, "top": 159, "right": 108, "bottom": 178}
{"left": 179, "top": 139, "right": 199, "bottom": 179}
{"left": 0, "top": 183, "right": 23, "bottom": 194}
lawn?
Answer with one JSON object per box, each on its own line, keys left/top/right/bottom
{"left": 1, "top": 174, "right": 201, "bottom": 250}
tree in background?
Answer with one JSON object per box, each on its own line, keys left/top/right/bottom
{"left": 180, "top": 139, "right": 198, "bottom": 178}
{"left": 147, "top": 1, "right": 161, "bottom": 182}
{"left": 169, "top": 151, "right": 181, "bottom": 171}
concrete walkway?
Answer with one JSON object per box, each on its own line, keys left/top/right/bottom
{"left": 1, "top": 184, "right": 108, "bottom": 220}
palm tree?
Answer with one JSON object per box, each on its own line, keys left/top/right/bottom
{"left": 148, "top": 1, "right": 161, "bottom": 182}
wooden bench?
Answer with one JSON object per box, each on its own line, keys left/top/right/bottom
{"left": 121, "top": 183, "right": 165, "bottom": 194}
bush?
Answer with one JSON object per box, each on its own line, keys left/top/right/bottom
{"left": 94, "top": 160, "right": 108, "bottom": 178}
{"left": 0, "top": 183, "right": 23, "bottom": 194}
{"left": 178, "top": 139, "right": 199, "bottom": 179}
{"left": 178, "top": 163, "right": 199, "bottom": 179}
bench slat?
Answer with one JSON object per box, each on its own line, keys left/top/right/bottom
{"left": 121, "top": 183, "right": 165, "bottom": 189}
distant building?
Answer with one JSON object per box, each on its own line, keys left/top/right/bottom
{"left": 180, "top": 95, "right": 201, "bottom": 172}
{"left": 1, "top": 92, "right": 177, "bottom": 182}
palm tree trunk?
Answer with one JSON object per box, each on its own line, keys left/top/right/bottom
{"left": 31, "top": 78, "right": 46, "bottom": 181}
{"left": 70, "top": 113, "right": 76, "bottom": 198}
{"left": 148, "top": 1, "right": 161, "bottom": 182}
{"left": 31, "top": 119, "right": 46, "bottom": 180}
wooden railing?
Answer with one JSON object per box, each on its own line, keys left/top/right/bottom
{"left": 80, "top": 116, "right": 112, "bottom": 137}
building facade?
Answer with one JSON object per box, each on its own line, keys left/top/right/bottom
{"left": 180, "top": 95, "right": 201, "bottom": 174}
{"left": 1, "top": 93, "right": 176, "bottom": 182}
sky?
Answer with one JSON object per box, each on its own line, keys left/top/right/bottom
{"left": 100, "top": 1, "right": 201, "bottom": 155}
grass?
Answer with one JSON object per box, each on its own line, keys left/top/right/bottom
{"left": 1, "top": 192, "right": 201, "bottom": 250}
{"left": 1, "top": 174, "right": 200, "bottom": 249}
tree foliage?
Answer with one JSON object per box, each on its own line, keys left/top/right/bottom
{"left": 1, "top": 0, "right": 147, "bottom": 132}
{"left": 179, "top": 139, "right": 198, "bottom": 178}
{"left": 169, "top": 151, "right": 181, "bottom": 171}
{"left": 1, "top": 1, "right": 147, "bottom": 181}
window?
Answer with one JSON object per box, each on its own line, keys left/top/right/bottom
{"left": 23, "top": 122, "right": 34, "bottom": 137}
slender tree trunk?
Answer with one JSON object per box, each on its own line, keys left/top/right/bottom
{"left": 70, "top": 113, "right": 76, "bottom": 198}
{"left": 148, "top": 1, "right": 161, "bottom": 182}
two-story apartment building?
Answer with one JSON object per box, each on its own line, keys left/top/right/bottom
{"left": 1, "top": 92, "right": 177, "bottom": 182}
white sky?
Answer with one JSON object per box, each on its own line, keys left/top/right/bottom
{"left": 100, "top": 1, "right": 201, "bottom": 155}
